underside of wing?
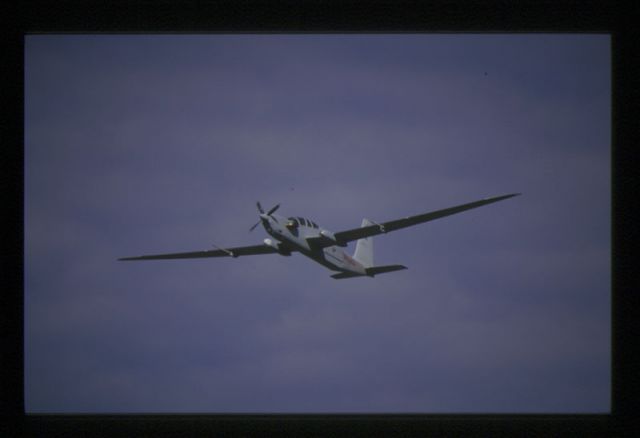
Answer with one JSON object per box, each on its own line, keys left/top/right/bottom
{"left": 333, "top": 193, "right": 520, "bottom": 244}
{"left": 118, "top": 243, "right": 287, "bottom": 261}
{"left": 306, "top": 234, "right": 345, "bottom": 249}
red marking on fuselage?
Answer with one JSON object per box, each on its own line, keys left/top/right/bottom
{"left": 343, "top": 254, "right": 358, "bottom": 267}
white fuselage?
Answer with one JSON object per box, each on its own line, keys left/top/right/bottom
{"left": 260, "top": 213, "right": 366, "bottom": 275}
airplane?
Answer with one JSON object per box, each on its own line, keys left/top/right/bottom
{"left": 119, "top": 193, "right": 520, "bottom": 279}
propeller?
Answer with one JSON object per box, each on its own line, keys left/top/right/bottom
{"left": 266, "top": 204, "right": 280, "bottom": 215}
{"left": 250, "top": 202, "right": 280, "bottom": 232}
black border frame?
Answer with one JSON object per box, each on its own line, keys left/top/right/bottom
{"left": 5, "top": 0, "right": 637, "bottom": 435}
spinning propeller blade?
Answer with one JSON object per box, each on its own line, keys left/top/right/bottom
{"left": 249, "top": 221, "right": 261, "bottom": 232}
{"left": 267, "top": 204, "right": 280, "bottom": 215}
{"left": 249, "top": 202, "right": 280, "bottom": 232}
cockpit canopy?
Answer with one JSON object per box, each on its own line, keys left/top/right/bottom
{"left": 287, "top": 217, "right": 319, "bottom": 229}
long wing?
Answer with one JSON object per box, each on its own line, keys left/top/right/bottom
{"left": 333, "top": 193, "right": 520, "bottom": 245}
{"left": 119, "top": 243, "right": 287, "bottom": 261}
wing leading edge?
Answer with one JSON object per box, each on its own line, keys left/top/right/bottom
{"left": 119, "top": 243, "right": 288, "bottom": 261}
{"left": 332, "top": 193, "right": 521, "bottom": 245}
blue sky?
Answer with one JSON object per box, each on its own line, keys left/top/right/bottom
{"left": 24, "top": 34, "right": 610, "bottom": 413}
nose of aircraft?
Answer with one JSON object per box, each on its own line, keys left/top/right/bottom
{"left": 250, "top": 202, "right": 280, "bottom": 232}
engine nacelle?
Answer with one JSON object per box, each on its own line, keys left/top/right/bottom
{"left": 320, "top": 229, "right": 337, "bottom": 242}
{"left": 264, "top": 238, "right": 292, "bottom": 256}
{"left": 320, "top": 229, "right": 346, "bottom": 247}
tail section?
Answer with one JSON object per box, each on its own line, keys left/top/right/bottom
{"left": 365, "top": 265, "right": 407, "bottom": 276}
{"left": 331, "top": 219, "right": 407, "bottom": 279}
{"left": 353, "top": 219, "right": 374, "bottom": 267}
{"left": 331, "top": 264, "right": 407, "bottom": 280}
{"left": 331, "top": 271, "right": 365, "bottom": 279}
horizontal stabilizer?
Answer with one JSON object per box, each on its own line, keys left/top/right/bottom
{"left": 365, "top": 264, "right": 407, "bottom": 276}
{"left": 330, "top": 264, "right": 408, "bottom": 279}
{"left": 330, "top": 272, "right": 365, "bottom": 280}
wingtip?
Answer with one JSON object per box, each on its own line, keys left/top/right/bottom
{"left": 493, "top": 192, "right": 521, "bottom": 200}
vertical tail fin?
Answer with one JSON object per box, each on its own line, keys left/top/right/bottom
{"left": 353, "top": 219, "right": 374, "bottom": 268}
